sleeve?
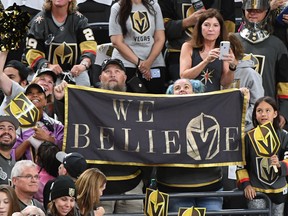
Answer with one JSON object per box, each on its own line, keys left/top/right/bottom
{"left": 278, "top": 130, "right": 288, "bottom": 176}
{"left": 236, "top": 134, "right": 251, "bottom": 189}
{"left": 275, "top": 40, "right": 288, "bottom": 124}
{"left": 158, "top": 0, "right": 184, "bottom": 40}
{"left": 76, "top": 13, "right": 97, "bottom": 64}
{"left": 52, "top": 121, "right": 64, "bottom": 149}
{"left": 154, "top": 3, "right": 165, "bottom": 31}
{"left": 25, "top": 13, "right": 49, "bottom": 71}
{"left": 108, "top": 3, "right": 123, "bottom": 36}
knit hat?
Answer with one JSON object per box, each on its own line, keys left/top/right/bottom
{"left": 56, "top": 152, "right": 87, "bottom": 179}
{"left": 50, "top": 176, "right": 76, "bottom": 201}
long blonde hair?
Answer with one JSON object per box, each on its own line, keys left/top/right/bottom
{"left": 75, "top": 168, "right": 106, "bottom": 216}
{"left": 42, "top": 0, "right": 78, "bottom": 13}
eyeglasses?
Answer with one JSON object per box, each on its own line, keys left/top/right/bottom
{"left": 17, "top": 175, "right": 40, "bottom": 180}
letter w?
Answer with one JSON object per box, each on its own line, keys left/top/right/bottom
{"left": 113, "top": 99, "right": 132, "bottom": 120}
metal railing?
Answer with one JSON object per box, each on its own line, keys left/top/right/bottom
{"left": 101, "top": 190, "right": 272, "bottom": 216}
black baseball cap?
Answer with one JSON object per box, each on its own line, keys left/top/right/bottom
{"left": 34, "top": 68, "right": 57, "bottom": 83}
{"left": 56, "top": 152, "right": 87, "bottom": 179}
{"left": 0, "top": 114, "right": 19, "bottom": 129}
{"left": 25, "top": 83, "right": 46, "bottom": 96}
{"left": 101, "top": 58, "right": 126, "bottom": 72}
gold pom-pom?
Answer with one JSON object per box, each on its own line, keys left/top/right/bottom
{"left": 0, "top": 3, "right": 30, "bottom": 51}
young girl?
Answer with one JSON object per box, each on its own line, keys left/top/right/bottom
{"left": 236, "top": 96, "right": 288, "bottom": 215}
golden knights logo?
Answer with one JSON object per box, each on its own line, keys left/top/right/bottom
{"left": 130, "top": 11, "right": 150, "bottom": 34}
{"left": 182, "top": 3, "right": 194, "bottom": 37}
{"left": 248, "top": 122, "right": 280, "bottom": 185}
{"left": 178, "top": 207, "right": 206, "bottom": 216}
{"left": 48, "top": 42, "right": 78, "bottom": 68}
{"left": 186, "top": 113, "right": 220, "bottom": 160}
{"left": 242, "top": 53, "right": 265, "bottom": 76}
{"left": 4, "top": 92, "right": 39, "bottom": 127}
{"left": 144, "top": 188, "right": 169, "bottom": 216}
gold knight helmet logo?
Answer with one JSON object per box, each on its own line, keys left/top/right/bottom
{"left": 186, "top": 113, "right": 220, "bottom": 160}
{"left": 145, "top": 188, "right": 169, "bottom": 216}
{"left": 178, "top": 206, "right": 206, "bottom": 216}
{"left": 130, "top": 11, "right": 150, "bottom": 34}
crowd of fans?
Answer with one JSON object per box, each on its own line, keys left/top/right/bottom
{"left": 1, "top": 0, "right": 288, "bottom": 215}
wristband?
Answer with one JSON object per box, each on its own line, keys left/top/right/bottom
{"left": 137, "top": 58, "right": 141, "bottom": 67}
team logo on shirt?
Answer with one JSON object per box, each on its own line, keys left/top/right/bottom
{"left": 186, "top": 113, "right": 220, "bottom": 160}
{"left": 130, "top": 11, "right": 150, "bottom": 34}
{"left": 48, "top": 42, "right": 78, "bottom": 69}
{"left": 242, "top": 53, "right": 265, "bottom": 76}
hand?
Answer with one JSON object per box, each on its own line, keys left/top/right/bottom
{"left": 184, "top": 9, "right": 205, "bottom": 28}
{"left": 33, "top": 126, "right": 50, "bottom": 141}
{"left": 282, "top": 14, "right": 288, "bottom": 25}
{"left": 270, "top": 155, "right": 281, "bottom": 168}
{"left": 205, "top": 48, "right": 220, "bottom": 63}
{"left": 244, "top": 185, "right": 256, "bottom": 200}
{"left": 54, "top": 80, "right": 68, "bottom": 100}
{"left": 270, "top": 0, "right": 287, "bottom": 10}
{"left": 279, "top": 114, "right": 286, "bottom": 128}
{"left": 138, "top": 60, "right": 152, "bottom": 80}
{"left": 240, "top": 87, "right": 250, "bottom": 102}
{"left": 94, "top": 207, "right": 105, "bottom": 216}
{"left": 221, "top": 48, "right": 237, "bottom": 65}
{"left": 71, "top": 64, "right": 86, "bottom": 77}
{"left": 48, "top": 64, "right": 63, "bottom": 75}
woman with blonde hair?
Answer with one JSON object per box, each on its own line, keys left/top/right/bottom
{"left": 75, "top": 168, "right": 107, "bottom": 216}
{"left": 0, "top": 185, "right": 20, "bottom": 216}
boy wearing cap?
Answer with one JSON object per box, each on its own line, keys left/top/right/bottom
{"left": 12, "top": 83, "right": 63, "bottom": 161}
{"left": 0, "top": 114, "right": 19, "bottom": 185}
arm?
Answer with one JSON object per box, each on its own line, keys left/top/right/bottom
{"left": 14, "top": 140, "right": 31, "bottom": 161}
{"left": 0, "top": 51, "right": 14, "bottom": 96}
{"left": 180, "top": 43, "right": 218, "bottom": 79}
{"left": 139, "top": 30, "right": 165, "bottom": 77}
{"left": 110, "top": 34, "right": 139, "bottom": 66}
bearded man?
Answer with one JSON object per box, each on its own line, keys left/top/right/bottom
{"left": 0, "top": 114, "right": 19, "bottom": 185}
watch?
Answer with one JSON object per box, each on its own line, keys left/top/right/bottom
{"left": 81, "top": 61, "right": 89, "bottom": 70}
{"left": 229, "top": 63, "right": 237, "bottom": 71}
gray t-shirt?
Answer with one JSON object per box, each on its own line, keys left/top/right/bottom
{"left": 109, "top": 2, "right": 165, "bottom": 68}
{"left": 0, "top": 81, "right": 24, "bottom": 115}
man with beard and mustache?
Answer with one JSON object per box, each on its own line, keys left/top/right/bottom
{"left": 0, "top": 114, "right": 19, "bottom": 185}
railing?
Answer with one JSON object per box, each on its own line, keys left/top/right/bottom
{"left": 101, "top": 190, "right": 272, "bottom": 216}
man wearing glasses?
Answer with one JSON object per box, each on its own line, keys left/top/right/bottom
{"left": 236, "top": 0, "right": 288, "bottom": 129}
{"left": 11, "top": 160, "right": 45, "bottom": 211}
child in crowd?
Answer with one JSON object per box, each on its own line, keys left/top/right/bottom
{"left": 236, "top": 96, "right": 288, "bottom": 215}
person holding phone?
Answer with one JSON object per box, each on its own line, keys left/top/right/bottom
{"left": 180, "top": 8, "right": 236, "bottom": 92}
{"left": 109, "top": 0, "right": 166, "bottom": 94}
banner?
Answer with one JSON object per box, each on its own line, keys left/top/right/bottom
{"left": 63, "top": 85, "right": 247, "bottom": 167}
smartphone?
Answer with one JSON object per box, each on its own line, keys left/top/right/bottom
{"left": 219, "top": 41, "right": 230, "bottom": 60}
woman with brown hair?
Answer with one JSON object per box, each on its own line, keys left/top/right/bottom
{"left": 0, "top": 185, "right": 21, "bottom": 216}
{"left": 180, "top": 8, "right": 236, "bottom": 92}
{"left": 75, "top": 168, "right": 106, "bottom": 216}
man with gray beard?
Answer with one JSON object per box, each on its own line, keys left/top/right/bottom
{"left": 0, "top": 114, "right": 19, "bottom": 185}
{"left": 99, "top": 59, "right": 127, "bottom": 92}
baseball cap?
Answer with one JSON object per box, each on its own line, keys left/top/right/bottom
{"left": 24, "top": 83, "right": 46, "bottom": 96}
{"left": 101, "top": 58, "right": 126, "bottom": 72}
{"left": 50, "top": 175, "right": 76, "bottom": 201}
{"left": 34, "top": 68, "right": 57, "bottom": 83}
{"left": 56, "top": 152, "right": 87, "bottom": 179}
{"left": 0, "top": 114, "right": 19, "bottom": 129}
